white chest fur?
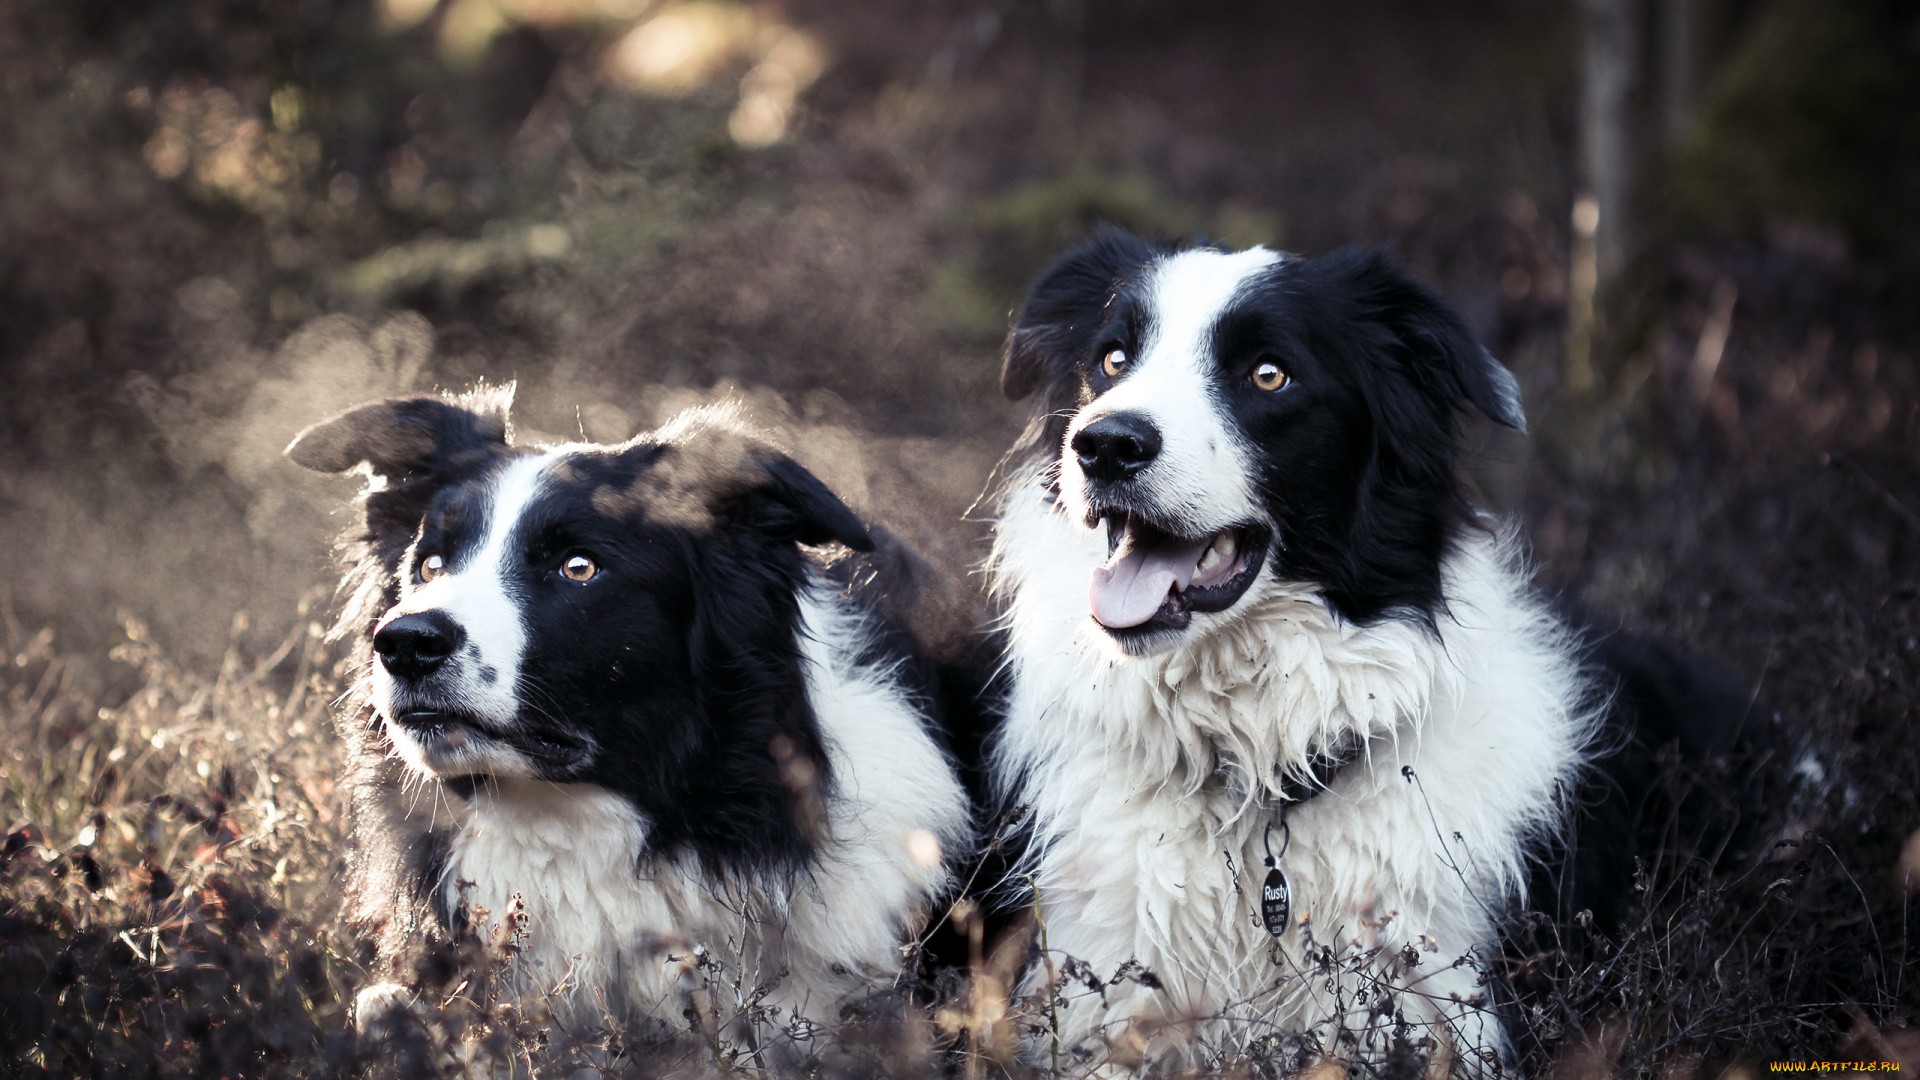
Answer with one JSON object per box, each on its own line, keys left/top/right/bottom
{"left": 990, "top": 480, "right": 1597, "bottom": 1066}
{"left": 442, "top": 780, "right": 718, "bottom": 1014}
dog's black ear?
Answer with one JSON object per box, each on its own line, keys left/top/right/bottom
{"left": 1468, "top": 346, "right": 1527, "bottom": 432}
{"left": 647, "top": 405, "right": 873, "bottom": 552}
{"left": 287, "top": 388, "right": 516, "bottom": 640}
{"left": 1002, "top": 226, "right": 1162, "bottom": 401}
{"left": 748, "top": 452, "right": 874, "bottom": 552}
{"left": 1334, "top": 248, "right": 1526, "bottom": 432}
{"left": 285, "top": 389, "right": 514, "bottom": 479}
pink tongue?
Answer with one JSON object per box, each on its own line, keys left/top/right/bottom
{"left": 1090, "top": 531, "right": 1212, "bottom": 628}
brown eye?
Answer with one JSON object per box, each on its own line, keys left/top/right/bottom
{"left": 1102, "top": 349, "right": 1129, "bottom": 378}
{"left": 562, "top": 555, "right": 599, "bottom": 582}
{"left": 418, "top": 554, "right": 445, "bottom": 583}
{"left": 1253, "top": 361, "right": 1288, "bottom": 392}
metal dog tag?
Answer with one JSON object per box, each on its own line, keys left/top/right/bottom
{"left": 1260, "top": 865, "right": 1291, "bottom": 939}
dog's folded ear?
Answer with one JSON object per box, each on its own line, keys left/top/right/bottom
{"left": 1002, "top": 226, "right": 1163, "bottom": 401}
{"left": 648, "top": 405, "right": 873, "bottom": 552}
{"left": 746, "top": 452, "right": 874, "bottom": 553}
{"left": 1470, "top": 346, "right": 1528, "bottom": 433}
{"left": 288, "top": 388, "right": 516, "bottom": 632}
{"left": 286, "top": 391, "right": 513, "bottom": 478}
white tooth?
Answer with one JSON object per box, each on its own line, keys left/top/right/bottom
{"left": 1197, "top": 544, "right": 1221, "bottom": 576}
{"left": 1216, "top": 532, "right": 1237, "bottom": 563}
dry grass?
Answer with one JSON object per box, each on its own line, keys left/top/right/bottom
{"left": 0, "top": 592, "right": 362, "bottom": 1077}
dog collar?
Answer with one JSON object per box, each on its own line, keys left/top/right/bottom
{"left": 1273, "top": 731, "right": 1365, "bottom": 804}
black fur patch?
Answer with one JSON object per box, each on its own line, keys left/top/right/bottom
{"left": 1533, "top": 607, "right": 1764, "bottom": 932}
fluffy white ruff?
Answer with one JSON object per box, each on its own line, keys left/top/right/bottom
{"left": 408, "top": 587, "right": 970, "bottom": 1033}
{"left": 989, "top": 470, "right": 1598, "bottom": 1069}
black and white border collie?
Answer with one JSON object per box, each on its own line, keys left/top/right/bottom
{"left": 285, "top": 389, "right": 970, "bottom": 1043}
{"left": 987, "top": 231, "right": 1600, "bottom": 1070}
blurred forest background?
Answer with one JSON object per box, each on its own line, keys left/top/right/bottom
{"left": 4, "top": 0, "right": 1920, "bottom": 1075}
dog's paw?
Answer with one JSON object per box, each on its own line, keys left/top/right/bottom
{"left": 353, "top": 981, "right": 419, "bottom": 1040}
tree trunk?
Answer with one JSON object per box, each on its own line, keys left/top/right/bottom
{"left": 1582, "top": 0, "right": 1641, "bottom": 291}
{"left": 1659, "top": 0, "right": 1702, "bottom": 146}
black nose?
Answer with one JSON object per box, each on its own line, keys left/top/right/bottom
{"left": 1072, "top": 413, "right": 1163, "bottom": 483}
{"left": 373, "top": 611, "right": 466, "bottom": 680}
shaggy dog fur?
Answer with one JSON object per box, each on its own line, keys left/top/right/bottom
{"left": 285, "top": 389, "right": 971, "bottom": 1049}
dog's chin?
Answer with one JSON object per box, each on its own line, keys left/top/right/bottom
{"left": 1097, "top": 617, "right": 1192, "bottom": 658}
{"left": 1092, "top": 574, "right": 1268, "bottom": 658}
{"left": 382, "top": 706, "right": 589, "bottom": 781}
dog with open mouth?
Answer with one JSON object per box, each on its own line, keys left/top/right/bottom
{"left": 985, "top": 230, "right": 1607, "bottom": 1072}
{"left": 286, "top": 388, "right": 971, "bottom": 1052}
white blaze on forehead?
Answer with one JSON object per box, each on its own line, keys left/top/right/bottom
{"left": 375, "top": 451, "right": 559, "bottom": 728}
{"left": 1061, "top": 246, "right": 1283, "bottom": 537}
{"left": 1142, "top": 246, "right": 1283, "bottom": 364}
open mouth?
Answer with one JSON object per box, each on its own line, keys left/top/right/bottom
{"left": 1089, "top": 513, "right": 1268, "bottom": 638}
{"left": 393, "top": 709, "right": 589, "bottom": 770}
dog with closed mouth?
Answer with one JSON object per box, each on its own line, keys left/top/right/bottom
{"left": 985, "top": 230, "right": 1612, "bottom": 1071}
{"left": 286, "top": 388, "right": 971, "bottom": 1048}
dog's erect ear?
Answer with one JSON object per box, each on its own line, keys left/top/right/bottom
{"left": 285, "top": 390, "right": 513, "bottom": 479}
{"left": 747, "top": 452, "right": 874, "bottom": 552}
{"left": 1002, "top": 226, "right": 1162, "bottom": 401}
{"left": 1334, "top": 248, "right": 1526, "bottom": 432}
